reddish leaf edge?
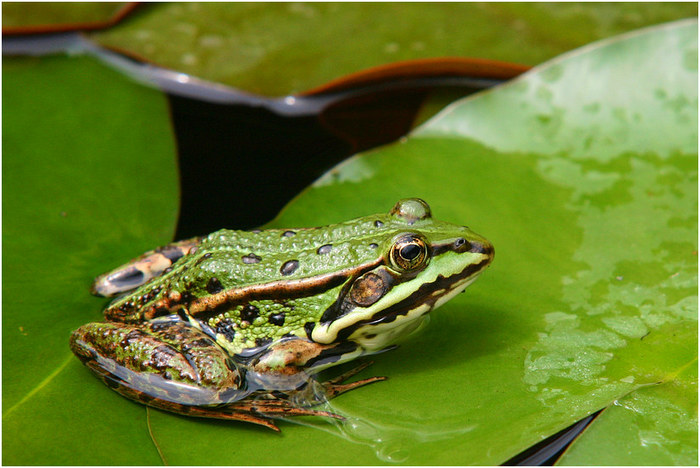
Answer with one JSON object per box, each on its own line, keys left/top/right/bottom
{"left": 302, "top": 56, "right": 530, "bottom": 96}
{"left": 2, "top": 2, "right": 139, "bottom": 36}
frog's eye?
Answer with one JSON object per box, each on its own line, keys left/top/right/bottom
{"left": 390, "top": 234, "right": 429, "bottom": 272}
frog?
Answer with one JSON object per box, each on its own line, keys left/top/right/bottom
{"left": 70, "top": 198, "right": 494, "bottom": 430}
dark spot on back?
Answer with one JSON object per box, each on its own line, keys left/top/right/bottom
{"left": 206, "top": 277, "right": 224, "bottom": 294}
{"left": 369, "top": 243, "right": 378, "bottom": 249}
{"left": 241, "top": 304, "right": 259, "bottom": 322}
{"left": 317, "top": 244, "right": 332, "bottom": 255}
{"left": 215, "top": 318, "right": 236, "bottom": 341}
{"left": 280, "top": 260, "right": 299, "bottom": 276}
{"left": 255, "top": 337, "right": 272, "bottom": 348}
{"left": 180, "top": 291, "right": 196, "bottom": 304}
{"left": 269, "top": 313, "right": 286, "bottom": 326}
{"left": 282, "top": 230, "right": 296, "bottom": 237}
{"left": 374, "top": 220, "right": 384, "bottom": 227}
{"left": 242, "top": 253, "right": 262, "bottom": 264}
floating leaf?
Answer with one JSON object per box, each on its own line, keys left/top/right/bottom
{"left": 92, "top": 3, "right": 697, "bottom": 95}
{"left": 2, "top": 2, "right": 135, "bottom": 33}
{"left": 2, "top": 19, "right": 696, "bottom": 466}
{"left": 2, "top": 54, "right": 178, "bottom": 465}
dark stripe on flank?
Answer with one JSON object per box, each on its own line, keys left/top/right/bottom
{"left": 187, "top": 258, "right": 384, "bottom": 319}
{"left": 335, "top": 258, "right": 492, "bottom": 342}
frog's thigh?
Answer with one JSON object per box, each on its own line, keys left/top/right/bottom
{"left": 92, "top": 237, "right": 201, "bottom": 297}
{"left": 70, "top": 320, "right": 243, "bottom": 406}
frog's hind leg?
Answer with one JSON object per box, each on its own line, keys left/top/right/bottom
{"left": 102, "top": 375, "right": 342, "bottom": 431}
{"left": 94, "top": 366, "right": 288, "bottom": 431}
{"left": 92, "top": 237, "right": 202, "bottom": 297}
{"left": 70, "top": 319, "right": 341, "bottom": 431}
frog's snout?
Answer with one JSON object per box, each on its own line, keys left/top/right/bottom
{"left": 469, "top": 239, "right": 494, "bottom": 259}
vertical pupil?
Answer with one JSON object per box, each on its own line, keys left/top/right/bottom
{"left": 401, "top": 243, "right": 421, "bottom": 260}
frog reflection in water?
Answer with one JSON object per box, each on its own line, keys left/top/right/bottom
{"left": 71, "top": 199, "right": 494, "bottom": 430}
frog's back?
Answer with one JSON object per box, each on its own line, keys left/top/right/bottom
{"left": 103, "top": 214, "right": 400, "bottom": 322}
{"left": 198, "top": 221, "right": 391, "bottom": 284}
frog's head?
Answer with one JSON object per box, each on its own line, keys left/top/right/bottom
{"left": 311, "top": 198, "right": 494, "bottom": 352}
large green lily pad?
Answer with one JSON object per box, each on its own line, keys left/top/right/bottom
{"left": 141, "top": 20, "right": 696, "bottom": 465}
{"left": 2, "top": 54, "right": 179, "bottom": 465}
{"left": 92, "top": 2, "right": 697, "bottom": 95}
{"left": 3, "top": 19, "right": 696, "bottom": 465}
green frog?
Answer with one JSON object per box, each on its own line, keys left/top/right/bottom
{"left": 71, "top": 199, "right": 494, "bottom": 430}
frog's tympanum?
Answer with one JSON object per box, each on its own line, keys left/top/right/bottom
{"left": 71, "top": 199, "right": 494, "bottom": 430}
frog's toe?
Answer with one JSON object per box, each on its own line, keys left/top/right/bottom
{"left": 239, "top": 398, "right": 345, "bottom": 422}
{"left": 321, "top": 361, "right": 387, "bottom": 398}
{"left": 324, "top": 375, "right": 387, "bottom": 398}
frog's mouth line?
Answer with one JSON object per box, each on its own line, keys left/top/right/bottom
{"left": 334, "top": 257, "right": 492, "bottom": 342}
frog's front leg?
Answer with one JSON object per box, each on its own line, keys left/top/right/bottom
{"left": 92, "top": 237, "right": 201, "bottom": 297}
{"left": 249, "top": 339, "right": 387, "bottom": 400}
{"left": 70, "top": 320, "right": 339, "bottom": 430}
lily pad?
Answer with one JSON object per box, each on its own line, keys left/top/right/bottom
{"left": 128, "top": 20, "right": 697, "bottom": 465}
{"left": 2, "top": 2, "right": 134, "bottom": 33}
{"left": 92, "top": 2, "right": 698, "bottom": 95}
{"left": 2, "top": 54, "right": 178, "bottom": 465}
{"left": 283, "top": 20, "right": 698, "bottom": 464}
{"left": 2, "top": 19, "right": 696, "bottom": 466}
{"left": 558, "top": 345, "right": 697, "bottom": 465}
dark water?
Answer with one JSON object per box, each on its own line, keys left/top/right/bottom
{"left": 170, "top": 80, "right": 498, "bottom": 238}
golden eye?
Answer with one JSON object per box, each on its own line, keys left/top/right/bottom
{"left": 390, "top": 234, "right": 429, "bottom": 272}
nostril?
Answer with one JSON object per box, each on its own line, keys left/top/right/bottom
{"left": 454, "top": 238, "right": 471, "bottom": 252}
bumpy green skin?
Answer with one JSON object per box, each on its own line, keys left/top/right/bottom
{"left": 70, "top": 199, "right": 494, "bottom": 426}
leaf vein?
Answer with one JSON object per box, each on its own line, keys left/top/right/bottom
{"left": 3, "top": 353, "right": 73, "bottom": 419}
